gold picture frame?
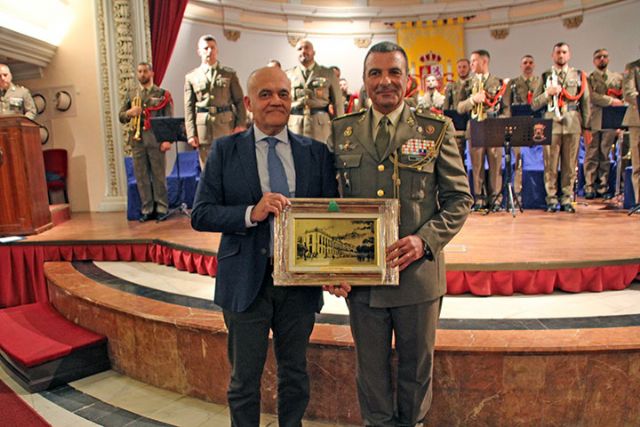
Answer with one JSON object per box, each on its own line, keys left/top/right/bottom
{"left": 273, "top": 198, "right": 399, "bottom": 286}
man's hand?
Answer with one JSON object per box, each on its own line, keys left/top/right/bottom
{"left": 250, "top": 192, "right": 290, "bottom": 223}
{"left": 127, "top": 106, "right": 142, "bottom": 117}
{"left": 188, "top": 136, "right": 200, "bottom": 148}
{"left": 546, "top": 85, "right": 562, "bottom": 97}
{"left": 610, "top": 98, "right": 624, "bottom": 107}
{"left": 322, "top": 282, "right": 351, "bottom": 298}
{"left": 159, "top": 141, "right": 172, "bottom": 152}
{"left": 471, "top": 91, "right": 486, "bottom": 105}
{"left": 386, "top": 235, "right": 425, "bottom": 272}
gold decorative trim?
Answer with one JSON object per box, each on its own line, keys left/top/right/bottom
{"left": 223, "top": 29, "right": 241, "bottom": 42}
{"left": 143, "top": 0, "right": 152, "bottom": 61}
{"left": 113, "top": 0, "right": 136, "bottom": 156}
{"left": 353, "top": 37, "right": 372, "bottom": 48}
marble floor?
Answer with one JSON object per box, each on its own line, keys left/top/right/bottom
{"left": 4, "top": 260, "right": 639, "bottom": 426}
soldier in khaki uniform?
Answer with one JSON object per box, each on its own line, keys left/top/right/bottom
{"left": 503, "top": 54, "right": 542, "bottom": 202}
{"left": 585, "top": 48, "right": 624, "bottom": 199}
{"left": 622, "top": 57, "right": 640, "bottom": 210}
{"left": 184, "top": 34, "right": 247, "bottom": 169}
{"left": 326, "top": 41, "right": 472, "bottom": 427}
{"left": 417, "top": 75, "right": 445, "bottom": 112}
{"left": 286, "top": 39, "right": 343, "bottom": 143}
{"left": 443, "top": 58, "right": 472, "bottom": 162}
{"left": 532, "top": 42, "right": 590, "bottom": 213}
{"left": 0, "top": 64, "right": 36, "bottom": 120}
{"left": 119, "top": 63, "right": 174, "bottom": 222}
{"left": 457, "top": 50, "right": 507, "bottom": 211}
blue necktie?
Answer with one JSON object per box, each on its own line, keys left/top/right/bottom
{"left": 266, "top": 137, "right": 290, "bottom": 197}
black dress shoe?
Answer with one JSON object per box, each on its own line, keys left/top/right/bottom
{"left": 584, "top": 191, "right": 595, "bottom": 200}
{"left": 561, "top": 203, "right": 576, "bottom": 213}
{"left": 138, "top": 212, "right": 155, "bottom": 222}
{"left": 546, "top": 204, "right": 558, "bottom": 213}
{"left": 156, "top": 211, "right": 169, "bottom": 222}
{"left": 602, "top": 193, "right": 614, "bottom": 200}
{"left": 472, "top": 202, "right": 486, "bottom": 212}
{"left": 491, "top": 203, "right": 503, "bottom": 212}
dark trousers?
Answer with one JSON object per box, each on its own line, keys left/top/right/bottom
{"left": 222, "top": 268, "right": 316, "bottom": 427}
{"left": 347, "top": 297, "right": 441, "bottom": 427}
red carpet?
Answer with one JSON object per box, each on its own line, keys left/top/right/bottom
{"left": 0, "top": 379, "right": 50, "bottom": 426}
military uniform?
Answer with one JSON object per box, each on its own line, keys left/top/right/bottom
{"left": 503, "top": 75, "right": 542, "bottom": 197}
{"left": 119, "top": 85, "right": 173, "bottom": 217}
{"left": 532, "top": 67, "right": 590, "bottom": 207}
{"left": 585, "top": 68, "right": 623, "bottom": 196}
{"left": 443, "top": 76, "right": 472, "bottom": 162}
{"left": 457, "top": 74, "right": 506, "bottom": 208}
{"left": 330, "top": 105, "right": 472, "bottom": 426}
{"left": 0, "top": 84, "right": 36, "bottom": 120}
{"left": 287, "top": 63, "right": 343, "bottom": 142}
{"left": 622, "top": 59, "right": 640, "bottom": 206}
{"left": 417, "top": 89, "right": 445, "bottom": 111}
{"left": 184, "top": 63, "right": 247, "bottom": 168}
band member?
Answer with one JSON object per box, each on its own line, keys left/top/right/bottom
{"left": 417, "top": 75, "right": 445, "bottom": 113}
{"left": 585, "top": 48, "right": 624, "bottom": 199}
{"left": 0, "top": 64, "right": 36, "bottom": 120}
{"left": 622, "top": 56, "right": 640, "bottom": 211}
{"left": 184, "top": 34, "right": 247, "bottom": 169}
{"left": 503, "top": 54, "right": 542, "bottom": 203}
{"left": 119, "top": 62, "right": 173, "bottom": 222}
{"left": 340, "top": 78, "right": 359, "bottom": 114}
{"left": 457, "top": 50, "right": 507, "bottom": 211}
{"left": 327, "top": 41, "right": 472, "bottom": 427}
{"left": 532, "top": 42, "right": 590, "bottom": 213}
{"left": 444, "top": 58, "right": 472, "bottom": 162}
{"left": 286, "top": 39, "right": 344, "bottom": 142}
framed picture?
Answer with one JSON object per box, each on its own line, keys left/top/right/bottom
{"left": 273, "top": 198, "right": 399, "bottom": 286}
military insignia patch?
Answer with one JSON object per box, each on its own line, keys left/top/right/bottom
{"left": 425, "top": 125, "right": 436, "bottom": 135}
{"left": 406, "top": 116, "right": 415, "bottom": 127}
{"left": 339, "top": 141, "right": 357, "bottom": 151}
{"left": 344, "top": 126, "right": 353, "bottom": 137}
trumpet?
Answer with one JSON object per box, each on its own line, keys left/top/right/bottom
{"left": 471, "top": 77, "right": 486, "bottom": 122}
{"left": 546, "top": 69, "right": 562, "bottom": 119}
{"left": 131, "top": 94, "right": 142, "bottom": 141}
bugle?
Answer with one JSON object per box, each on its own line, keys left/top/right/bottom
{"left": 131, "top": 94, "right": 142, "bottom": 140}
{"left": 546, "top": 69, "right": 562, "bottom": 119}
{"left": 471, "top": 77, "right": 486, "bottom": 121}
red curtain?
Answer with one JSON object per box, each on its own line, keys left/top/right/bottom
{"left": 148, "top": 0, "right": 189, "bottom": 86}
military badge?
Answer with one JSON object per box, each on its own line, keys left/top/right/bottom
{"left": 339, "top": 141, "right": 357, "bottom": 152}
{"left": 344, "top": 126, "right": 353, "bottom": 137}
{"left": 401, "top": 139, "right": 437, "bottom": 160}
{"left": 406, "top": 116, "right": 415, "bottom": 127}
{"left": 425, "top": 125, "right": 435, "bottom": 135}
{"left": 417, "top": 126, "right": 424, "bottom": 134}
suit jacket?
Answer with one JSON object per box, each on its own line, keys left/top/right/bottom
{"left": 330, "top": 105, "right": 472, "bottom": 307}
{"left": 532, "top": 67, "right": 590, "bottom": 134}
{"left": 588, "top": 69, "right": 623, "bottom": 131}
{"left": 191, "top": 128, "right": 338, "bottom": 312}
{"left": 0, "top": 84, "right": 36, "bottom": 120}
{"left": 184, "top": 63, "right": 247, "bottom": 143}
{"left": 622, "top": 59, "right": 640, "bottom": 128}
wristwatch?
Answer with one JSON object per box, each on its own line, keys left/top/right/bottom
{"left": 422, "top": 240, "right": 434, "bottom": 261}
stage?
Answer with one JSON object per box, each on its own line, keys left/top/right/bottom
{"left": 2, "top": 199, "right": 640, "bottom": 425}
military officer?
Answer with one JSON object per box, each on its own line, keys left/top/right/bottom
{"left": 532, "top": 42, "right": 590, "bottom": 213}
{"left": 286, "top": 39, "right": 343, "bottom": 142}
{"left": 119, "top": 62, "right": 174, "bottom": 222}
{"left": 326, "top": 41, "right": 472, "bottom": 427}
{"left": 443, "top": 58, "right": 472, "bottom": 162}
{"left": 622, "top": 55, "right": 640, "bottom": 211}
{"left": 457, "top": 49, "right": 508, "bottom": 211}
{"left": 503, "top": 54, "right": 542, "bottom": 202}
{"left": 184, "top": 34, "right": 247, "bottom": 169}
{"left": 585, "top": 48, "right": 624, "bottom": 199}
{"left": 417, "top": 74, "right": 445, "bottom": 112}
{"left": 0, "top": 64, "right": 36, "bottom": 120}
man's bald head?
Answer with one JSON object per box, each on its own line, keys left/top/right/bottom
{"left": 295, "top": 39, "right": 315, "bottom": 67}
{"left": 245, "top": 67, "right": 292, "bottom": 136}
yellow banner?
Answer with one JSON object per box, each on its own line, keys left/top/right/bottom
{"left": 395, "top": 18, "right": 465, "bottom": 94}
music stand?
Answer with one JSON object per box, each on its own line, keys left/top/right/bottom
{"left": 510, "top": 104, "right": 543, "bottom": 119}
{"left": 471, "top": 116, "right": 553, "bottom": 217}
{"left": 443, "top": 109, "right": 469, "bottom": 132}
{"left": 600, "top": 106, "right": 627, "bottom": 203}
{"left": 150, "top": 117, "right": 191, "bottom": 221}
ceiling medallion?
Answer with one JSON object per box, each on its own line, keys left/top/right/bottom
{"left": 562, "top": 15, "right": 583, "bottom": 29}
{"left": 223, "top": 29, "right": 241, "bottom": 42}
{"left": 489, "top": 27, "right": 509, "bottom": 40}
{"left": 354, "top": 37, "right": 372, "bottom": 49}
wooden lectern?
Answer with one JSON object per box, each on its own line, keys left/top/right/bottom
{"left": 0, "top": 115, "right": 52, "bottom": 235}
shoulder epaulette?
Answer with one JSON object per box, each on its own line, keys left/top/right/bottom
{"left": 220, "top": 65, "right": 236, "bottom": 73}
{"left": 414, "top": 109, "right": 447, "bottom": 123}
{"left": 333, "top": 109, "right": 366, "bottom": 121}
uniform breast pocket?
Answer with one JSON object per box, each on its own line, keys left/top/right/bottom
{"left": 311, "top": 78, "right": 328, "bottom": 98}
{"left": 336, "top": 154, "right": 362, "bottom": 196}
{"left": 402, "top": 160, "right": 435, "bottom": 200}
{"left": 566, "top": 79, "right": 578, "bottom": 93}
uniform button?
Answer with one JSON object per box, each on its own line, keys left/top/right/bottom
{"left": 211, "top": 95, "right": 215, "bottom": 99}
{"left": 378, "top": 164, "right": 385, "bottom": 172}
{"left": 377, "top": 189, "right": 384, "bottom": 197}
{"left": 260, "top": 248, "right": 267, "bottom": 255}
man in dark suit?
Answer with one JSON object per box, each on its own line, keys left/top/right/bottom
{"left": 327, "top": 42, "right": 472, "bottom": 426}
{"left": 191, "top": 66, "right": 337, "bottom": 426}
